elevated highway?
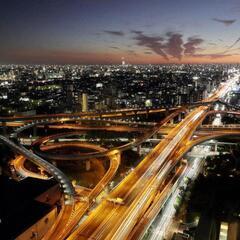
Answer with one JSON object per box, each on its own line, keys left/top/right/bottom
{"left": 67, "top": 106, "right": 208, "bottom": 240}
{"left": 0, "top": 106, "right": 182, "bottom": 123}
{"left": 66, "top": 73, "right": 240, "bottom": 239}
{"left": 30, "top": 108, "right": 185, "bottom": 161}
{"left": 10, "top": 155, "right": 51, "bottom": 180}
{"left": 1, "top": 72, "right": 239, "bottom": 240}
{"left": 0, "top": 135, "right": 77, "bottom": 240}
{"left": 0, "top": 135, "right": 75, "bottom": 200}
{"left": 42, "top": 149, "right": 121, "bottom": 240}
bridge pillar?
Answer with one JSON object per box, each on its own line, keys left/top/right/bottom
{"left": 2, "top": 122, "right": 7, "bottom": 136}
{"left": 178, "top": 113, "right": 182, "bottom": 122}
{"left": 214, "top": 143, "right": 218, "bottom": 152}
{"left": 137, "top": 145, "right": 141, "bottom": 155}
{"left": 52, "top": 161, "right": 57, "bottom": 167}
{"left": 86, "top": 160, "right": 91, "bottom": 171}
{"left": 146, "top": 110, "right": 149, "bottom": 119}
{"left": 33, "top": 125, "right": 37, "bottom": 137}
{"left": 164, "top": 109, "right": 170, "bottom": 117}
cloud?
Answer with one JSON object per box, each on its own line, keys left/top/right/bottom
{"left": 226, "top": 37, "right": 240, "bottom": 49}
{"left": 209, "top": 53, "right": 232, "bottom": 59}
{"left": 195, "top": 53, "right": 232, "bottom": 59}
{"left": 109, "top": 46, "right": 120, "bottom": 49}
{"left": 208, "top": 42, "right": 217, "bottom": 46}
{"left": 133, "top": 32, "right": 169, "bottom": 60}
{"left": 164, "top": 32, "right": 183, "bottom": 60}
{"left": 132, "top": 31, "right": 204, "bottom": 60}
{"left": 127, "top": 50, "right": 138, "bottom": 56}
{"left": 212, "top": 18, "right": 236, "bottom": 26}
{"left": 131, "top": 30, "right": 143, "bottom": 34}
{"left": 103, "top": 30, "right": 125, "bottom": 36}
{"left": 184, "top": 37, "right": 204, "bottom": 55}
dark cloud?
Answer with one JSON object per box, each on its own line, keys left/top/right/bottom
{"left": 109, "top": 46, "right": 120, "bottom": 49}
{"left": 133, "top": 32, "right": 168, "bottom": 60}
{"left": 214, "top": 37, "right": 240, "bottom": 56}
{"left": 127, "top": 50, "right": 138, "bottom": 56}
{"left": 208, "top": 42, "right": 217, "bottom": 46}
{"left": 226, "top": 37, "right": 240, "bottom": 49}
{"left": 103, "top": 30, "right": 125, "bottom": 36}
{"left": 209, "top": 53, "right": 232, "bottom": 59}
{"left": 195, "top": 53, "right": 232, "bottom": 59}
{"left": 184, "top": 37, "right": 204, "bottom": 55}
{"left": 132, "top": 31, "right": 209, "bottom": 60}
{"left": 212, "top": 18, "right": 236, "bottom": 26}
{"left": 131, "top": 30, "right": 143, "bottom": 34}
{"left": 164, "top": 32, "right": 183, "bottom": 60}
{"left": 143, "top": 24, "right": 154, "bottom": 28}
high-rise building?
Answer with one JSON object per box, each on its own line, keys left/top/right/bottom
{"left": 82, "top": 93, "right": 88, "bottom": 112}
{"left": 121, "top": 57, "right": 125, "bottom": 66}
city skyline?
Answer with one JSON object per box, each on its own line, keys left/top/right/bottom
{"left": 1, "top": 0, "right": 240, "bottom": 64}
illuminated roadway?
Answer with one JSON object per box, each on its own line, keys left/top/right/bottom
{"left": 0, "top": 135, "right": 78, "bottom": 240}
{"left": 0, "top": 72, "right": 239, "bottom": 240}
{"left": 67, "top": 106, "right": 208, "bottom": 240}
{"left": 5, "top": 137, "right": 121, "bottom": 240}
{"left": 0, "top": 106, "right": 182, "bottom": 124}
{"left": 28, "top": 108, "right": 186, "bottom": 162}
{"left": 67, "top": 74, "right": 239, "bottom": 240}
{"left": 42, "top": 149, "right": 121, "bottom": 240}
{"left": 11, "top": 155, "right": 51, "bottom": 180}
{"left": 0, "top": 108, "right": 184, "bottom": 240}
{"left": 0, "top": 105, "right": 185, "bottom": 240}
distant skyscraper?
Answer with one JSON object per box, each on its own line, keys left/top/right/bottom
{"left": 82, "top": 93, "right": 88, "bottom": 112}
{"left": 66, "top": 84, "right": 74, "bottom": 106}
{"left": 145, "top": 99, "right": 152, "bottom": 107}
{"left": 121, "top": 57, "right": 125, "bottom": 66}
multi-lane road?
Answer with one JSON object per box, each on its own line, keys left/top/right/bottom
{"left": 67, "top": 73, "right": 239, "bottom": 240}
{"left": 67, "top": 105, "right": 208, "bottom": 240}
{"left": 1, "top": 71, "right": 239, "bottom": 240}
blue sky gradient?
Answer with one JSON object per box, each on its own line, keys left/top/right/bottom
{"left": 1, "top": 0, "right": 240, "bottom": 64}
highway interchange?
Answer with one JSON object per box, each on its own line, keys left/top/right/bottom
{"left": 1, "top": 70, "right": 240, "bottom": 240}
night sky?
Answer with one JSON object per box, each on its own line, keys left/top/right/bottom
{"left": 1, "top": 0, "right": 240, "bottom": 64}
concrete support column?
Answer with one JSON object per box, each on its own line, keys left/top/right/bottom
{"left": 52, "top": 161, "right": 57, "bottom": 167}
{"left": 134, "top": 110, "right": 137, "bottom": 118}
{"left": 146, "top": 110, "right": 149, "bottom": 119}
{"left": 2, "top": 122, "right": 7, "bottom": 136}
{"left": 178, "top": 113, "right": 182, "bottom": 122}
{"left": 137, "top": 145, "right": 141, "bottom": 155}
{"left": 214, "top": 143, "right": 218, "bottom": 152}
{"left": 33, "top": 125, "right": 37, "bottom": 137}
{"left": 86, "top": 160, "right": 91, "bottom": 171}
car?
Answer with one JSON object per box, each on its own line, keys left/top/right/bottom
{"left": 107, "top": 197, "right": 124, "bottom": 205}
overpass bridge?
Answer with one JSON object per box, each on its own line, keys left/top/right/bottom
{"left": 0, "top": 135, "right": 75, "bottom": 202}
{"left": 0, "top": 106, "right": 183, "bottom": 123}
{"left": 66, "top": 73, "right": 240, "bottom": 240}
{"left": 1, "top": 72, "right": 239, "bottom": 240}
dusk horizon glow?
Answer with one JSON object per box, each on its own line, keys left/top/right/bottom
{"left": 1, "top": 0, "right": 240, "bottom": 64}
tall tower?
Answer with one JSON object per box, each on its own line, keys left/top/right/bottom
{"left": 121, "top": 57, "right": 125, "bottom": 66}
{"left": 82, "top": 93, "right": 88, "bottom": 112}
